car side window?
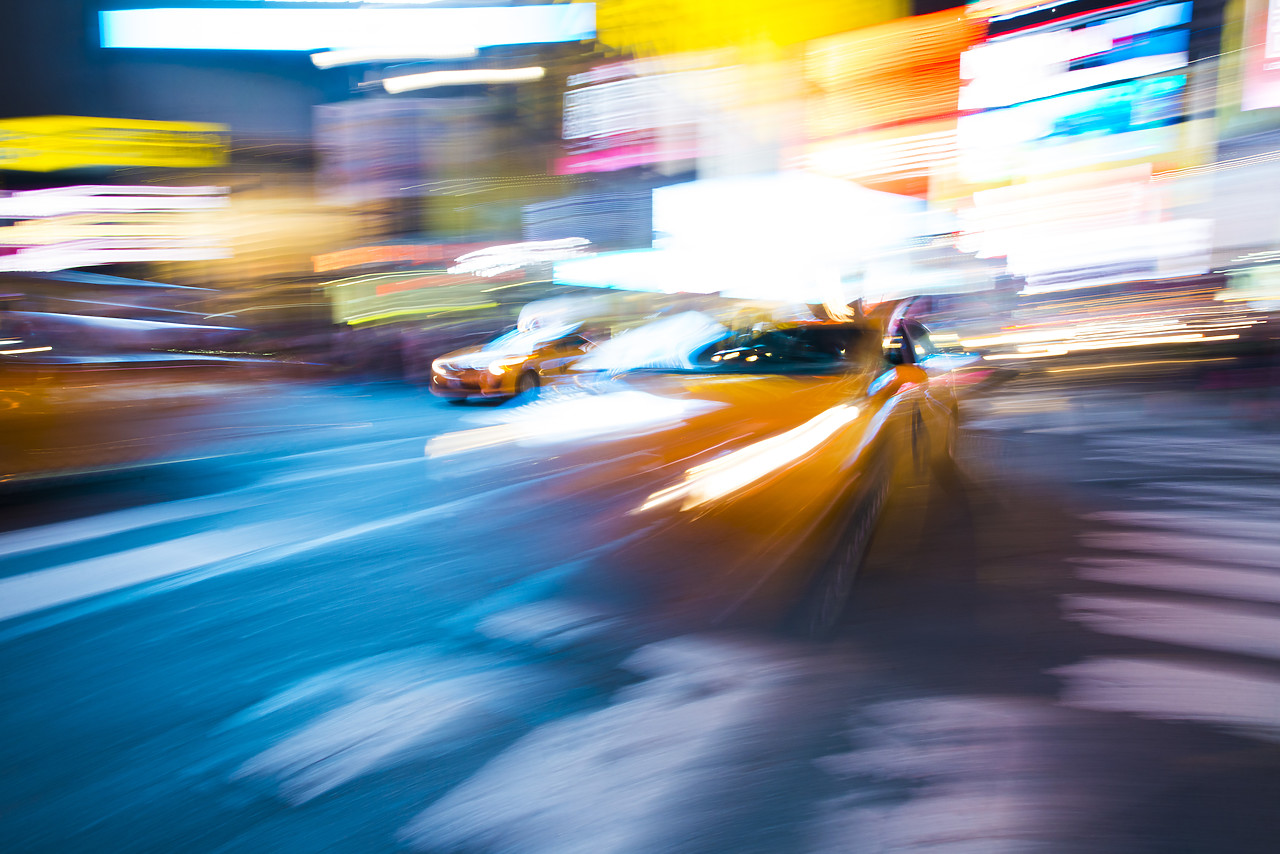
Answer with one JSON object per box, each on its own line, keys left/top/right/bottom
{"left": 884, "top": 322, "right": 911, "bottom": 365}
{"left": 902, "top": 320, "right": 938, "bottom": 361}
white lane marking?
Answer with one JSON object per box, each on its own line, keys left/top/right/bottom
{"left": 0, "top": 468, "right": 580, "bottom": 626}
{"left": 0, "top": 523, "right": 290, "bottom": 623}
{"left": 1062, "top": 594, "right": 1280, "bottom": 661}
{"left": 1074, "top": 558, "right": 1280, "bottom": 606}
{"left": 0, "top": 494, "right": 244, "bottom": 560}
{"left": 258, "top": 456, "right": 427, "bottom": 486}
{"left": 1055, "top": 657, "right": 1280, "bottom": 743}
{"left": 268, "top": 436, "right": 429, "bottom": 464}
{"left": 0, "top": 440, "right": 434, "bottom": 560}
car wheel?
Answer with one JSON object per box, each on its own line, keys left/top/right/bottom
{"left": 792, "top": 471, "right": 889, "bottom": 639}
{"left": 514, "top": 370, "right": 540, "bottom": 399}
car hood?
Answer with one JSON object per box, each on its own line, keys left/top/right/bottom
{"left": 426, "top": 368, "right": 895, "bottom": 629}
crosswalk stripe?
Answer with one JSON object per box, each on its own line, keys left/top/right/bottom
{"left": 1073, "top": 558, "right": 1280, "bottom": 605}
{"left": 1062, "top": 594, "right": 1280, "bottom": 661}
{"left": 1079, "top": 530, "right": 1280, "bottom": 569}
{"left": 1083, "top": 511, "right": 1280, "bottom": 543}
{"left": 1055, "top": 657, "right": 1280, "bottom": 742}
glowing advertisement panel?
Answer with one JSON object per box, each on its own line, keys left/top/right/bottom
{"left": 1242, "top": 0, "right": 1280, "bottom": 110}
{"left": 556, "top": 173, "right": 923, "bottom": 301}
{"left": 101, "top": 6, "right": 595, "bottom": 51}
{"left": 0, "top": 189, "right": 230, "bottom": 272}
{"left": 556, "top": 61, "right": 705, "bottom": 175}
{"left": 795, "top": 120, "right": 957, "bottom": 198}
{"left": 805, "top": 11, "right": 983, "bottom": 137}
{"left": 957, "top": 74, "right": 1186, "bottom": 185}
{"left": 0, "top": 116, "right": 226, "bottom": 172}
{"left": 966, "top": 0, "right": 1058, "bottom": 18}
{"left": 960, "top": 2, "right": 1190, "bottom": 110}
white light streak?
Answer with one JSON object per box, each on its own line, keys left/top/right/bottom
{"left": 638, "top": 405, "right": 861, "bottom": 512}
{"left": 0, "top": 346, "right": 54, "bottom": 355}
{"left": 383, "top": 66, "right": 545, "bottom": 94}
{"left": 0, "top": 185, "right": 227, "bottom": 219}
{"left": 448, "top": 237, "right": 589, "bottom": 277}
{"left": 101, "top": 7, "right": 595, "bottom": 52}
{"left": 426, "top": 391, "right": 717, "bottom": 456}
{"left": 310, "top": 46, "right": 478, "bottom": 67}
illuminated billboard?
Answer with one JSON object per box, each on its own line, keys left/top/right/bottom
{"left": 315, "top": 99, "right": 493, "bottom": 204}
{"left": 556, "top": 61, "right": 706, "bottom": 175}
{"left": 804, "top": 11, "right": 985, "bottom": 137}
{"left": 0, "top": 116, "right": 226, "bottom": 172}
{"left": 798, "top": 11, "right": 981, "bottom": 197}
{"left": 795, "top": 121, "right": 958, "bottom": 198}
{"left": 555, "top": 173, "right": 925, "bottom": 301}
{"left": 957, "top": 74, "right": 1188, "bottom": 185}
{"left": 965, "top": 0, "right": 1057, "bottom": 19}
{"left": 0, "top": 185, "right": 229, "bottom": 272}
{"left": 101, "top": 6, "right": 595, "bottom": 51}
{"left": 594, "top": 0, "right": 905, "bottom": 56}
{"left": 1241, "top": 0, "right": 1280, "bottom": 110}
{"left": 960, "top": 1, "right": 1191, "bottom": 110}
{"left": 958, "top": 165, "right": 1211, "bottom": 292}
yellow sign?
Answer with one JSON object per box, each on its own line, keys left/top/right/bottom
{"left": 0, "top": 116, "right": 227, "bottom": 172}
{"left": 592, "top": 0, "right": 907, "bottom": 56}
{"left": 964, "top": 0, "right": 1053, "bottom": 19}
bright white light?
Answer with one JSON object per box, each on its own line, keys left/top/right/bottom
{"left": 487, "top": 356, "right": 525, "bottom": 376}
{"left": 426, "top": 391, "right": 722, "bottom": 456}
{"left": 449, "top": 237, "right": 589, "bottom": 277}
{"left": 0, "top": 346, "right": 54, "bottom": 355}
{"left": 0, "top": 185, "right": 227, "bottom": 219}
{"left": 384, "top": 66, "right": 545, "bottom": 94}
{"left": 638, "top": 404, "right": 862, "bottom": 512}
{"left": 0, "top": 243, "right": 231, "bottom": 273}
{"left": 101, "top": 7, "right": 595, "bottom": 51}
{"left": 311, "top": 46, "right": 479, "bottom": 67}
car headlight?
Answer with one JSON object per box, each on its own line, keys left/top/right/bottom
{"left": 431, "top": 358, "right": 446, "bottom": 373}
{"left": 488, "top": 356, "right": 525, "bottom": 376}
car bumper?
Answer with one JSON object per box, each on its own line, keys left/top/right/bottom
{"left": 430, "top": 372, "right": 513, "bottom": 399}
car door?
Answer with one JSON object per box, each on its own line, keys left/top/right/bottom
{"left": 539, "top": 334, "right": 594, "bottom": 375}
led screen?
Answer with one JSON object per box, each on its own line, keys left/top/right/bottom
{"left": 958, "top": 74, "right": 1187, "bottom": 183}
{"left": 960, "top": 1, "right": 1191, "bottom": 109}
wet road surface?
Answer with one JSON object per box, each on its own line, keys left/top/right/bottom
{"left": 3, "top": 376, "right": 1280, "bottom": 853}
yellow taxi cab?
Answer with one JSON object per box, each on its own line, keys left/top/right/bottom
{"left": 429, "top": 322, "right": 600, "bottom": 402}
{"left": 426, "top": 301, "right": 965, "bottom": 636}
{"left": 1, "top": 272, "right": 252, "bottom": 486}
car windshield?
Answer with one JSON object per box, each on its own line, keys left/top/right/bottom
{"left": 693, "top": 323, "right": 870, "bottom": 373}
{"left": 577, "top": 311, "right": 872, "bottom": 375}
{"left": 481, "top": 322, "right": 580, "bottom": 355}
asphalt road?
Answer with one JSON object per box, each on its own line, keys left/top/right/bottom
{"left": 2, "top": 374, "right": 1279, "bottom": 853}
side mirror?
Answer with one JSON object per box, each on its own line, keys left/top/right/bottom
{"left": 883, "top": 326, "right": 910, "bottom": 366}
